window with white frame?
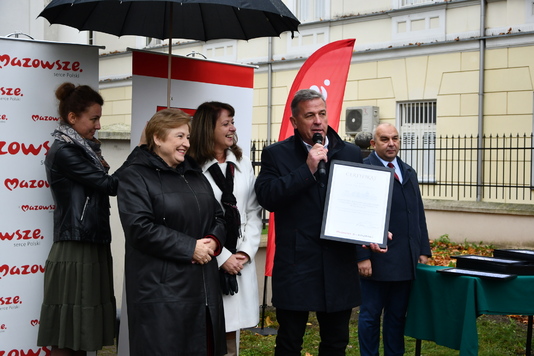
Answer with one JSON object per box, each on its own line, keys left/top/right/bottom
{"left": 400, "top": 0, "right": 436, "bottom": 6}
{"left": 203, "top": 40, "right": 237, "bottom": 62}
{"left": 396, "top": 0, "right": 439, "bottom": 7}
{"left": 286, "top": 25, "right": 329, "bottom": 57}
{"left": 391, "top": 9, "right": 445, "bottom": 43}
{"left": 526, "top": 1, "right": 534, "bottom": 23}
{"left": 398, "top": 101, "right": 436, "bottom": 183}
{"left": 145, "top": 37, "right": 162, "bottom": 47}
{"left": 287, "top": 0, "right": 329, "bottom": 23}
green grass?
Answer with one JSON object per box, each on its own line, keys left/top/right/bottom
{"left": 98, "top": 237, "right": 528, "bottom": 355}
{"left": 99, "top": 311, "right": 528, "bottom": 355}
{"left": 240, "top": 308, "right": 529, "bottom": 356}
{"left": 238, "top": 236, "right": 528, "bottom": 356}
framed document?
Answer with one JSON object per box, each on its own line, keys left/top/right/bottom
{"left": 437, "top": 267, "right": 517, "bottom": 280}
{"left": 320, "top": 160, "right": 393, "bottom": 248}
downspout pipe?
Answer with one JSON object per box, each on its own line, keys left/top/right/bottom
{"left": 267, "top": 37, "right": 273, "bottom": 143}
{"left": 477, "top": 0, "right": 486, "bottom": 202}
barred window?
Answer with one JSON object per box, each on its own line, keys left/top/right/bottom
{"left": 398, "top": 101, "right": 437, "bottom": 183}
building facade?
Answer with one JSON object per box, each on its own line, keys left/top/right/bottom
{"left": 2, "top": 0, "right": 533, "bottom": 252}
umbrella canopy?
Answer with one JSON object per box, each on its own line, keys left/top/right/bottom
{"left": 39, "top": 0, "right": 300, "bottom": 41}
{"left": 39, "top": 0, "right": 300, "bottom": 107}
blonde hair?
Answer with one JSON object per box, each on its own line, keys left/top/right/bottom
{"left": 145, "top": 109, "right": 191, "bottom": 152}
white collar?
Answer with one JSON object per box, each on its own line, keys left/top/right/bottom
{"left": 303, "top": 135, "right": 330, "bottom": 152}
{"left": 201, "top": 150, "right": 241, "bottom": 173}
{"left": 375, "top": 153, "right": 399, "bottom": 168}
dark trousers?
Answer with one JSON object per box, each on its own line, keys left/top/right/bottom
{"left": 358, "top": 279, "right": 412, "bottom": 356}
{"left": 274, "top": 308, "right": 352, "bottom": 356}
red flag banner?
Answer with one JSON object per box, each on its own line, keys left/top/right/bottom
{"left": 265, "top": 39, "right": 356, "bottom": 276}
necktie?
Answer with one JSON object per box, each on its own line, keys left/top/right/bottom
{"left": 387, "top": 162, "right": 400, "bottom": 181}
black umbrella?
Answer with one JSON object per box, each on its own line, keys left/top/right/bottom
{"left": 39, "top": 0, "right": 300, "bottom": 106}
{"left": 39, "top": 0, "right": 300, "bottom": 41}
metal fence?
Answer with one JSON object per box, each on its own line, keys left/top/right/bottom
{"left": 250, "top": 140, "right": 273, "bottom": 176}
{"left": 250, "top": 140, "right": 275, "bottom": 226}
{"left": 251, "top": 134, "right": 534, "bottom": 204}
{"left": 401, "top": 133, "right": 533, "bottom": 203}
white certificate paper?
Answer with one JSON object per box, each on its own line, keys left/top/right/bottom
{"left": 320, "top": 160, "right": 393, "bottom": 248}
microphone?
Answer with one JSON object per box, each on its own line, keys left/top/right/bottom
{"left": 312, "top": 133, "right": 327, "bottom": 176}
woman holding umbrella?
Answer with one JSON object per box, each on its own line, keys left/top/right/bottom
{"left": 117, "top": 108, "right": 227, "bottom": 355}
{"left": 189, "top": 101, "right": 262, "bottom": 356}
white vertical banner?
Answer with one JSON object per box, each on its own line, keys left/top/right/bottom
{"left": 0, "top": 37, "right": 99, "bottom": 355}
{"left": 130, "top": 50, "right": 255, "bottom": 152}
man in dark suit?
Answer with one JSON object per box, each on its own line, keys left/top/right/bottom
{"left": 357, "top": 123, "right": 432, "bottom": 356}
{"left": 255, "top": 89, "right": 385, "bottom": 356}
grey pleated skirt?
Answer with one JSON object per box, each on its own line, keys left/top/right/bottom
{"left": 37, "top": 240, "right": 116, "bottom": 351}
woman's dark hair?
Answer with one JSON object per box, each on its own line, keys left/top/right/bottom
{"left": 56, "top": 82, "right": 104, "bottom": 124}
{"left": 189, "top": 101, "right": 242, "bottom": 166}
{"left": 145, "top": 108, "right": 191, "bottom": 152}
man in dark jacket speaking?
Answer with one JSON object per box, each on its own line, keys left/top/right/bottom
{"left": 255, "top": 89, "right": 385, "bottom": 356}
{"left": 357, "top": 123, "right": 432, "bottom": 356}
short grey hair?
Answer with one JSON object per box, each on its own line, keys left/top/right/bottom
{"left": 290, "top": 89, "right": 326, "bottom": 117}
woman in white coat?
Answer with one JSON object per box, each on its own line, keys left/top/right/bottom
{"left": 189, "top": 101, "right": 262, "bottom": 356}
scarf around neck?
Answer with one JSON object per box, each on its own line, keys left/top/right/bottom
{"left": 207, "top": 161, "right": 241, "bottom": 252}
{"left": 52, "top": 123, "right": 109, "bottom": 172}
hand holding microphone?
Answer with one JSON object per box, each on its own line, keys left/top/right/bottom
{"left": 312, "top": 133, "right": 327, "bottom": 176}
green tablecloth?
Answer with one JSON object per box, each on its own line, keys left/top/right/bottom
{"left": 404, "top": 264, "right": 534, "bottom": 356}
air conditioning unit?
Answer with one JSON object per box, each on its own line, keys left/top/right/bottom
{"left": 345, "top": 106, "right": 379, "bottom": 135}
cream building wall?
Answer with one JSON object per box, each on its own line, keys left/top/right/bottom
{"left": 2, "top": 0, "right": 534, "bottom": 307}
{"left": 23, "top": 0, "right": 530, "bottom": 144}
{"left": 5, "top": 1, "right": 534, "bottom": 137}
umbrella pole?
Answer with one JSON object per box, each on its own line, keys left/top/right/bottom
{"left": 167, "top": 3, "right": 173, "bottom": 108}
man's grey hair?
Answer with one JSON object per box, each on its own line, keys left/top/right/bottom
{"left": 290, "top": 89, "right": 326, "bottom": 117}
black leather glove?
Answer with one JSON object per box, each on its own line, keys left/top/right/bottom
{"left": 219, "top": 270, "right": 240, "bottom": 296}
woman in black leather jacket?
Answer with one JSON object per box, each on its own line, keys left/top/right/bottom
{"left": 37, "top": 83, "right": 118, "bottom": 356}
{"left": 117, "top": 109, "right": 227, "bottom": 356}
